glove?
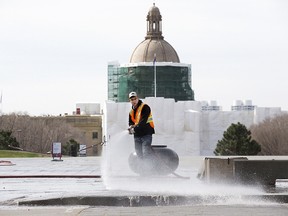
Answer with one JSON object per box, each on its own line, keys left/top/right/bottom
{"left": 128, "top": 125, "right": 135, "bottom": 134}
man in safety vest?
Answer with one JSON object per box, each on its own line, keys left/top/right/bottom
{"left": 128, "top": 91, "right": 155, "bottom": 159}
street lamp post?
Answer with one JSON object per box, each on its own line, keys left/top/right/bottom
{"left": 154, "top": 53, "right": 157, "bottom": 97}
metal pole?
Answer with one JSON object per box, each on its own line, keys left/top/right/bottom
{"left": 154, "top": 54, "right": 156, "bottom": 97}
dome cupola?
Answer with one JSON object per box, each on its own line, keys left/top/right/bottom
{"left": 130, "top": 4, "right": 180, "bottom": 63}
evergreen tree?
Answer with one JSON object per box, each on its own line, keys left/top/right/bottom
{"left": 62, "top": 139, "right": 79, "bottom": 156}
{"left": 0, "top": 130, "right": 19, "bottom": 150}
{"left": 214, "top": 122, "right": 261, "bottom": 156}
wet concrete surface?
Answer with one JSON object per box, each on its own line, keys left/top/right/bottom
{"left": 0, "top": 157, "right": 104, "bottom": 205}
{"left": 0, "top": 156, "right": 288, "bottom": 215}
{"left": 1, "top": 204, "right": 288, "bottom": 216}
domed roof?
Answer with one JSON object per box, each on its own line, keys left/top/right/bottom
{"left": 148, "top": 4, "right": 160, "bottom": 17}
{"left": 130, "top": 39, "right": 180, "bottom": 63}
{"left": 129, "top": 4, "right": 180, "bottom": 63}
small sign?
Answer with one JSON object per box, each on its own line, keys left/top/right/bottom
{"left": 52, "top": 142, "right": 62, "bottom": 160}
{"left": 79, "top": 144, "right": 87, "bottom": 156}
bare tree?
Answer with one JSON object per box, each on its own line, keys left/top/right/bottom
{"left": 250, "top": 114, "right": 288, "bottom": 155}
{"left": 0, "top": 114, "right": 84, "bottom": 154}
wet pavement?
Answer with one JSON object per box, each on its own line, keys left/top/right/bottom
{"left": 1, "top": 204, "right": 288, "bottom": 216}
{"left": 0, "top": 156, "right": 288, "bottom": 215}
{"left": 0, "top": 157, "right": 104, "bottom": 205}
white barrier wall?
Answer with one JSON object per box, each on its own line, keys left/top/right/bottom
{"left": 104, "top": 98, "right": 283, "bottom": 157}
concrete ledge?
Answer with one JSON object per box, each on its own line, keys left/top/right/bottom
{"left": 200, "top": 157, "right": 288, "bottom": 185}
{"left": 234, "top": 160, "right": 288, "bottom": 185}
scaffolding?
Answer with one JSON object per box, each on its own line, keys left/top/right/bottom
{"left": 108, "top": 62, "right": 194, "bottom": 102}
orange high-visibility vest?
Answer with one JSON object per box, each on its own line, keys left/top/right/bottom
{"left": 130, "top": 103, "right": 154, "bottom": 128}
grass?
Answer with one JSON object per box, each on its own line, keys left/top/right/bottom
{"left": 0, "top": 150, "right": 48, "bottom": 158}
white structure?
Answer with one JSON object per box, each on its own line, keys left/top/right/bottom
{"left": 104, "top": 97, "right": 282, "bottom": 157}
{"left": 231, "top": 100, "right": 255, "bottom": 111}
{"left": 75, "top": 103, "right": 101, "bottom": 115}
{"left": 201, "top": 100, "right": 221, "bottom": 111}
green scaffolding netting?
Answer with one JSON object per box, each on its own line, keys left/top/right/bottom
{"left": 108, "top": 64, "right": 194, "bottom": 102}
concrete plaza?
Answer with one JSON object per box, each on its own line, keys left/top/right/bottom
{"left": 0, "top": 157, "right": 288, "bottom": 216}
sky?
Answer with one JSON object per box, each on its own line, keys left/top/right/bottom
{"left": 0, "top": 0, "right": 288, "bottom": 116}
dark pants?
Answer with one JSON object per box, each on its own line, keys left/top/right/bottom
{"left": 134, "top": 134, "right": 155, "bottom": 174}
{"left": 134, "top": 134, "right": 153, "bottom": 158}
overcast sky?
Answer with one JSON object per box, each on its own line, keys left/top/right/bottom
{"left": 0, "top": 0, "right": 288, "bottom": 115}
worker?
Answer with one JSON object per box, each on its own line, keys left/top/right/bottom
{"left": 128, "top": 91, "right": 155, "bottom": 160}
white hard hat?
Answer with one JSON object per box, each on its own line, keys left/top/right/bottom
{"left": 129, "top": 92, "right": 137, "bottom": 98}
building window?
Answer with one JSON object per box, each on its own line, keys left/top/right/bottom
{"left": 92, "top": 132, "right": 98, "bottom": 139}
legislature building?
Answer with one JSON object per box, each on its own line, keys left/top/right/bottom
{"left": 108, "top": 4, "right": 194, "bottom": 102}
